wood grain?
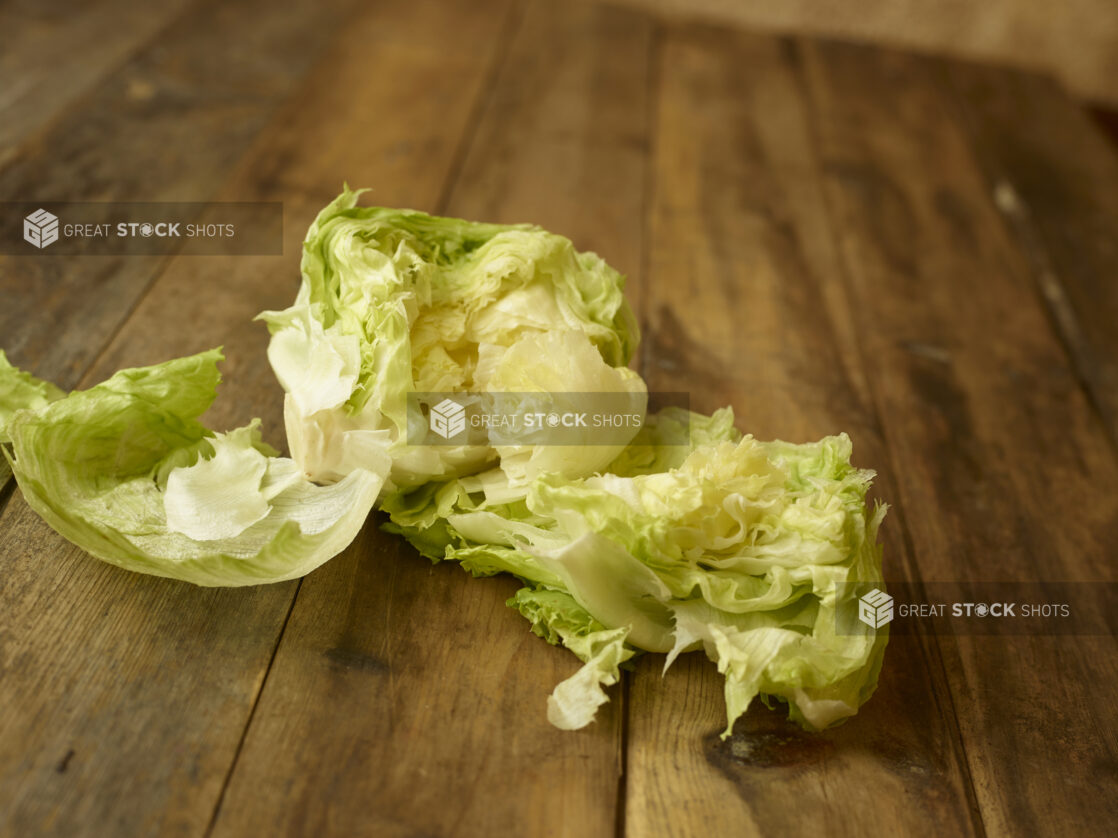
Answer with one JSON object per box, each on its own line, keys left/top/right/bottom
{"left": 208, "top": 2, "right": 652, "bottom": 835}
{"left": 626, "top": 24, "right": 980, "bottom": 837}
{"left": 2, "top": 1, "right": 1116, "bottom": 835}
{"left": 0, "top": 0, "right": 198, "bottom": 167}
{"left": 0, "top": 0, "right": 358, "bottom": 390}
{"left": 1, "top": 2, "right": 524, "bottom": 834}
{"left": 799, "top": 38, "right": 1118, "bottom": 836}
{"left": 447, "top": 0, "right": 652, "bottom": 314}
{"left": 0, "top": 503, "right": 297, "bottom": 838}
{"left": 941, "top": 64, "right": 1118, "bottom": 446}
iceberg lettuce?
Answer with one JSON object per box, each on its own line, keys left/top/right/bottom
{"left": 257, "top": 188, "right": 643, "bottom": 496}
{"left": 2, "top": 350, "right": 385, "bottom": 586}
{"left": 384, "top": 410, "right": 888, "bottom": 736}
{"left": 0, "top": 191, "right": 889, "bottom": 738}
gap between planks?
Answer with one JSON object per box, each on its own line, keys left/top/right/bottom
{"left": 203, "top": 579, "right": 304, "bottom": 838}
{"left": 618, "top": 15, "right": 665, "bottom": 838}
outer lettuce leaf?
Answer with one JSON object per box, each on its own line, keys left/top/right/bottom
{"left": 527, "top": 532, "right": 676, "bottom": 653}
{"left": 0, "top": 350, "right": 65, "bottom": 441}
{"left": 161, "top": 421, "right": 298, "bottom": 540}
{"left": 0, "top": 351, "right": 66, "bottom": 483}
{"left": 258, "top": 187, "right": 641, "bottom": 494}
{"left": 547, "top": 626, "right": 631, "bottom": 730}
{"left": 5, "top": 350, "right": 385, "bottom": 586}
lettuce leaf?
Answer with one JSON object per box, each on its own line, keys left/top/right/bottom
{"left": 4, "top": 349, "right": 385, "bottom": 586}
{"left": 509, "top": 588, "right": 634, "bottom": 729}
{"left": 0, "top": 350, "right": 65, "bottom": 441}
{"left": 0, "top": 351, "right": 65, "bottom": 483}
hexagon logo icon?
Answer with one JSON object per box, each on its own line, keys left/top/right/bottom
{"left": 857, "top": 588, "right": 894, "bottom": 629}
{"left": 430, "top": 398, "right": 466, "bottom": 439}
{"left": 24, "top": 208, "right": 59, "bottom": 249}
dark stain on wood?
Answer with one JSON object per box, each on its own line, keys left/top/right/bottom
{"left": 707, "top": 725, "right": 833, "bottom": 772}
{"left": 323, "top": 646, "right": 389, "bottom": 675}
{"left": 904, "top": 357, "right": 986, "bottom": 486}
{"left": 55, "top": 749, "right": 75, "bottom": 774}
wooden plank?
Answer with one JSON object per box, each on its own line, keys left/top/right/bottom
{"left": 447, "top": 0, "right": 651, "bottom": 314}
{"left": 940, "top": 65, "right": 1118, "bottom": 446}
{"left": 0, "top": 0, "right": 198, "bottom": 168}
{"left": 0, "top": 508, "right": 298, "bottom": 838}
{"left": 626, "top": 24, "right": 981, "bottom": 837}
{"left": 798, "top": 38, "right": 1118, "bottom": 836}
{"left": 204, "top": 2, "right": 653, "bottom": 836}
{"left": 0, "top": 0, "right": 357, "bottom": 391}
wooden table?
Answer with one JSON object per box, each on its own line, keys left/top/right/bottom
{"left": 2, "top": 1, "right": 1116, "bottom": 835}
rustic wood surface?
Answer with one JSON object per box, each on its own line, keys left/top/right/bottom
{"left": 1, "top": 1, "right": 1115, "bottom": 836}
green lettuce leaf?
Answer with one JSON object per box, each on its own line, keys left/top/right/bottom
{"left": 257, "top": 187, "right": 642, "bottom": 495}
{"left": 509, "top": 588, "right": 635, "bottom": 729}
{"left": 0, "top": 350, "right": 66, "bottom": 483}
{"left": 4, "top": 349, "right": 385, "bottom": 586}
{"left": 0, "top": 350, "right": 65, "bottom": 441}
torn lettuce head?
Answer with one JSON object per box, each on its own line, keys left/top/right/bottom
{"left": 3, "top": 350, "right": 385, "bottom": 586}
{"left": 385, "top": 410, "right": 887, "bottom": 736}
{"left": 257, "top": 188, "right": 643, "bottom": 495}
